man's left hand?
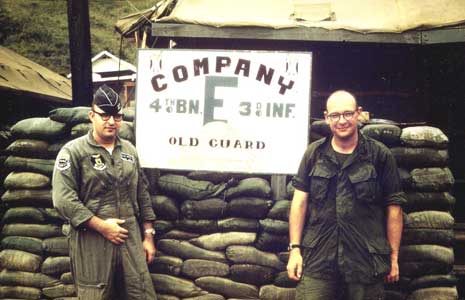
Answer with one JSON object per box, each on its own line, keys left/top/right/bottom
{"left": 385, "top": 260, "right": 399, "bottom": 283}
{"left": 143, "top": 238, "right": 156, "bottom": 264}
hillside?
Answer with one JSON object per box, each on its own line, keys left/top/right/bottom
{"left": 0, "top": 0, "right": 155, "bottom": 76}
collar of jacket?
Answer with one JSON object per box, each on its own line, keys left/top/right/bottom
{"left": 316, "top": 130, "right": 370, "bottom": 167}
{"left": 85, "top": 129, "right": 122, "bottom": 149}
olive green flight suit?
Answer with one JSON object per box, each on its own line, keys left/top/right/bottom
{"left": 52, "top": 131, "right": 157, "bottom": 300}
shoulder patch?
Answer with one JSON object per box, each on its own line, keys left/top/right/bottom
{"left": 56, "top": 158, "right": 71, "bottom": 171}
{"left": 121, "top": 152, "right": 135, "bottom": 163}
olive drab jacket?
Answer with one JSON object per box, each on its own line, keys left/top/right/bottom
{"left": 52, "top": 131, "right": 156, "bottom": 227}
{"left": 292, "top": 133, "right": 406, "bottom": 283}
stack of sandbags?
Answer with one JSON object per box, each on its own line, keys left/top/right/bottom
{"left": 391, "top": 126, "right": 458, "bottom": 300}
{"left": 0, "top": 117, "right": 76, "bottom": 300}
{"left": 152, "top": 172, "right": 296, "bottom": 300}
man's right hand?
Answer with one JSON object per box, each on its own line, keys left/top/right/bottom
{"left": 100, "top": 218, "right": 128, "bottom": 244}
{"left": 287, "top": 249, "right": 303, "bottom": 281}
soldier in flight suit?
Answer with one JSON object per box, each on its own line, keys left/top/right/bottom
{"left": 52, "top": 85, "right": 158, "bottom": 300}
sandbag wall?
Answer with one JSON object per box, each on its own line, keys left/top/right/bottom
{"left": 151, "top": 173, "right": 295, "bottom": 300}
{"left": 311, "top": 121, "right": 458, "bottom": 300}
{"left": 0, "top": 107, "right": 135, "bottom": 300}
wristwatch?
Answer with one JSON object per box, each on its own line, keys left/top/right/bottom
{"left": 288, "top": 243, "right": 302, "bottom": 251}
{"left": 144, "top": 228, "right": 156, "bottom": 236}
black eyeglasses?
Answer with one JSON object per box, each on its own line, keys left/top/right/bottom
{"left": 327, "top": 111, "right": 356, "bottom": 122}
{"left": 92, "top": 110, "right": 123, "bottom": 122}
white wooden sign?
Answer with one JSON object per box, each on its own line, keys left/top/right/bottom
{"left": 135, "top": 49, "right": 311, "bottom": 174}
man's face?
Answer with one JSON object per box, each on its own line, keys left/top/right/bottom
{"left": 89, "top": 105, "right": 122, "bottom": 142}
{"left": 324, "top": 94, "right": 360, "bottom": 141}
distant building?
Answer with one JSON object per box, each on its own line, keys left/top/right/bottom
{"left": 68, "top": 50, "right": 136, "bottom": 107}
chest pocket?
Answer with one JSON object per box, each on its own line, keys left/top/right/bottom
{"left": 347, "top": 163, "right": 380, "bottom": 204}
{"left": 309, "top": 162, "right": 337, "bottom": 206}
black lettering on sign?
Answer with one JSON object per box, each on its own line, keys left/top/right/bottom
{"left": 151, "top": 74, "right": 167, "bottom": 92}
{"left": 194, "top": 58, "right": 209, "bottom": 76}
{"left": 173, "top": 65, "right": 188, "bottom": 82}
{"left": 234, "top": 59, "right": 251, "bottom": 77}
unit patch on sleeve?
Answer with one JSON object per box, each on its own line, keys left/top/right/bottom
{"left": 56, "top": 158, "right": 71, "bottom": 171}
{"left": 121, "top": 152, "right": 135, "bottom": 163}
{"left": 90, "top": 154, "right": 106, "bottom": 171}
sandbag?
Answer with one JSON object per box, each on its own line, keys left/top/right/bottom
{"left": 42, "top": 236, "right": 69, "bottom": 256}
{"left": 227, "top": 197, "right": 271, "bottom": 219}
{"left": 42, "top": 284, "right": 76, "bottom": 298}
{"left": 404, "top": 192, "right": 455, "bottom": 212}
{"left": 11, "top": 117, "right": 67, "bottom": 140}
{"left": 181, "top": 198, "right": 227, "bottom": 220}
{"left": 286, "top": 181, "right": 294, "bottom": 200}
{"left": 0, "top": 269, "right": 60, "bottom": 288}
{"left": 5, "top": 139, "right": 51, "bottom": 158}
{"left": 2, "top": 223, "right": 62, "bottom": 238}
{"left": 224, "top": 177, "right": 272, "bottom": 199}
{"left": 225, "top": 245, "right": 285, "bottom": 270}
{"left": 189, "top": 232, "right": 256, "bottom": 251}
{"left": 151, "top": 274, "right": 206, "bottom": 298}
{"left": 408, "top": 274, "right": 458, "bottom": 290}
{"left": 158, "top": 294, "right": 181, "bottom": 300}
{"left": 157, "top": 239, "right": 227, "bottom": 263}
{"left": 0, "top": 236, "right": 43, "bottom": 255}
{"left": 267, "top": 200, "right": 290, "bottom": 221}
{"left": 149, "top": 255, "right": 183, "bottom": 276}
{"left": 61, "top": 272, "right": 74, "bottom": 284}
{"left": 41, "top": 256, "right": 71, "bottom": 276}
{"left": 259, "top": 219, "right": 289, "bottom": 235}
{"left": 273, "top": 271, "right": 298, "bottom": 288}
{"left": 1, "top": 188, "right": 52, "bottom": 207}
{"left": 0, "top": 249, "right": 43, "bottom": 272}
{"left": 255, "top": 231, "right": 289, "bottom": 252}
{"left": 390, "top": 147, "right": 448, "bottom": 168}
{"left": 410, "top": 168, "right": 454, "bottom": 192}
{"left": 187, "top": 171, "right": 238, "bottom": 184}
{"left": 1, "top": 206, "right": 49, "bottom": 223}
{"left": 402, "top": 228, "right": 454, "bottom": 246}
{"left": 217, "top": 218, "right": 259, "bottom": 232}
{"left": 48, "top": 139, "right": 69, "bottom": 157}
{"left": 361, "top": 124, "right": 402, "bottom": 146}
{"left": 70, "top": 123, "right": 91, "bottom": 138}
{"left": 181, "top": 259, "right": 230, "bottom": 279}
{"left": 404, "top": 211, "right": 454, "bottom": 229}
{"left": 406, "top": 286, "right": 458, "bottom": 300}
{"left": 153, "top": 220, "right": 174, "bottom": 236}
{"left": 161, "top": 229, "right": 199, "bottom": 240}
{"left": 4, "top": 156, "right": 55, "bottom": 176}
{"left": 151, "top": 195, "right": 179, "bottom": 220}
{"left": 400, "top": 126, "right": 448, "bottom": 149}
{"left": 195, "top": 276, "right": 259, "bottom": 299}
{"left": 3, "top": 171, "right": 50, "bottom": 190}
{"left": 175, "top": 219, "right": 218, "bottom": 234}
{"left": 183, "top": 294, "right": 225, "bottom": 300}
{"left": 229, "top": 264, "right": 275, "bottom": 286}
{"left": 0, "top": 285, "right": 42, "bottom": 299}
{"left": 49, "top": 106, "right": 90, "bottom": 124}
{"left": 259, "top": 284, "right": 295, "bottom": 300}
{"left": 398, "top": 168, "right": 413, "bottom": 191}
{"left": 399, "top": 245, "right": 454, "bottom": 277}
{"left": 158, "top": 174, "right": 227, "bottom": 200}
{"left": 310, "top": 120, "right": 331, "bottom": 137}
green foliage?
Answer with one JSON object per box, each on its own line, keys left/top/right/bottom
{"left": 0, "top": 0, "right": 154, "bottom": 76}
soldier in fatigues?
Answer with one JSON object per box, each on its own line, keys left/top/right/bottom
{"left": 52, "top": 85, "right": 158, "bottom": 300}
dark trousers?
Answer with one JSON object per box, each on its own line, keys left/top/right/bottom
{"left": 296, "top": 275, "right": 385, "bottom": 300}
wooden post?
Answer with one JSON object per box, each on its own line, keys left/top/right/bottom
{"left": 134, "top": 31, "right": 139, "bottom": 48}
{"left": 271, "top": 175, "right": 287, "bottom": 201}
{"left": 142, "top": 30, "right": 147, "bottom": 49}
{"left": 67, "top": 0, "right": 93, "bottom": 106}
